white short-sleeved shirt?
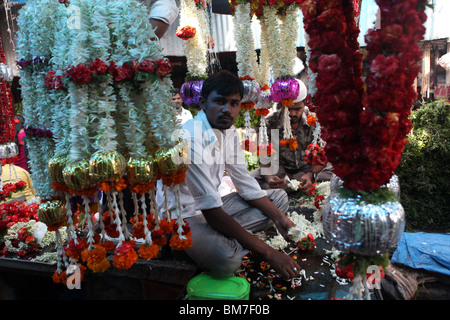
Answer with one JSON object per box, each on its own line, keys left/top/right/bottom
{"left": 157, "top": 110, "right": 266, "bottom": 219}
{"left": 139, "top": 0, "right": 179, "bottom": 26}
{"left": 177, "top": 107, "right": 193, "bottom": 125}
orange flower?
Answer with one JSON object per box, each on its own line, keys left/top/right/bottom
{"left": 64, "top": 238, "right": 88, "bottom": 260}
{"left": 88, "top": 258, "right": 110, "bottom": 273}
{"left": 241, "top": 102, "right": 255, "bottom": 110}
{"left": 129, "top": 182, "right": 154, "bottom": 195}
{"left": 130, "top": 213, "right": 156, "bottom": 239}
{"left": 255, "top": 108, "right": 270, "bottom": 117}
{"left": 81, "top": 244, "right": 107, "bottom": 265}
{"left": 239, "top": 76, "right": 254, "bottom": 81}
{"left": 280, "top": 138, "right": 298, "bottom": 150}
{"left": 98, "top": 240, "right": 115, "bottom": 252}
{"left": 159, "top": 217, "right": 176, "bottom": 234}
{"left": 138, "top": 243, "right": 160, "bottom": 260}
{"left": 307, "top": 114, "right": 317, "bottom": 126}
{"left": 281, "top": 99, "right": 293, "bottom": 107}
{"left": 99, "top": 177, "right": 127, "bottom": 192}
{"left": 113, "top": 241, "right": 138, "bottom": 270}
{"left": 52, "top": 270, "right": 67, "bottom": 284}
{"left": 170, "top": 232, "right": 193, "bottom": 251}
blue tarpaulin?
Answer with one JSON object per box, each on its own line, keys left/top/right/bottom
{"left": 391, "top": 232, "right": 450, "bottom": 277}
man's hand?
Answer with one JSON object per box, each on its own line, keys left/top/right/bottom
{"left": 298, "top": 172, "right": 313, "bottom": 194}
{"left": 266, "top": 175, "right": 288, "bottom": 189}
{"left": 266, "top": 249, "right": 302, "bottom": 280}
{"left": 273, "top": 214, "right": 295, "bottom": 242}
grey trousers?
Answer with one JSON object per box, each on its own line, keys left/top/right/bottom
{"left": 184, "top": 189, "right": 289, "bottom": 278}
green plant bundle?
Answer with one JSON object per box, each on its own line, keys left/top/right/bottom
{"left": 395, "top": 100, "right": 450, "bottom": 232}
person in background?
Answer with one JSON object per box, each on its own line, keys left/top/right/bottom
{"left": 140, "top": 0, "right": 179, "bottom": 39}
{"left": 171, "top": 88, "right": 193, "bottom": 124}
{"left": 14, "top": 114, "right": 29, "bottom": 172}
{"left": 251, "top": 79, "right": 333, "bottom": 194}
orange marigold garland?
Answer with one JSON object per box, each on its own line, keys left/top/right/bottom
{"left": 170, "top": 220, "right": 192, "bottom": 251}
{"left": 81, "top": 244, "right": 110, "bottom": 273}
{"left": 255, "top": 108, "right": 270, "bottom": 117}
{"left": 113, "top": 240, "right": 138, "bottom": 270}
{"left": 280, "top": 138, "right": 298, "bottom": 151}
{"left": 64, "top": 238, "right": 88, "bottom": 260}
{"left": 307, "top": 114, "right": 317, "bottom": 126}
{"left": 138, "top": 242, "right": 160, "bottom": 260}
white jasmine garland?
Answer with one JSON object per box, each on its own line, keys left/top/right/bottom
{"left": 279, "top": 5, "right": 300, "bottom": 77}
{"left": 256, "top": 18, "right": 271, "bottom": 87}
{"left": 179, "top": 0, "right": 208, "bottom": 78}
{"left": 117, "top": 82, "right": 148, "bottom": 158}
{"left": 263, "top": 5, "right": 283, "bottom": 80}
{"left": 233, "top": 2, "right": 259, "bottom": 80}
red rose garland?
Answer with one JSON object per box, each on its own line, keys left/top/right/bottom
{"left": 301, "top": 0, "right": 428, "bottom": 191}
{"left": 0, "top": 37, "right": 15, "bottom": 149}
{"left": 45, "top": 58, "right": 173, "bottom": 90}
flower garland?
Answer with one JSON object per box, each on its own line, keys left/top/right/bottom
{"left": 14, "top": 0, "right": 190, "bottom": 281}
{"left": 16, "top": 0, "right": 59, "bottom": 201}
{"left": 0, "top": 38, "right": 15, "bottom": 164}
{"left": 231, "top": 2, "right": 261, "bottom": 152}
{"left": 301, "top": 0, "right": 428, "bottom": 299}
{"left": 301, "top": 0, "right": 428, "bottom": 192}
{"left": 178, "top": 0, "right": 208, "bottom": 80}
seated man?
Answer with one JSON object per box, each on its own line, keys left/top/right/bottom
{"left": 159, "top": 70, "right": 301, "bottom": 280}
{"left": 251, "top": 79, "right": 333, "bottom": 194}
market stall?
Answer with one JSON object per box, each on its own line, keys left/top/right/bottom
{"left": 1, "top": 0, "right": 434, "bottom": 301}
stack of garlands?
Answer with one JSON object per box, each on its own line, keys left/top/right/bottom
{"left": 16, "top": 0, "right": 192, "bottom": 284}
{"left": 301, "top": 0, "right": 428, "bottom": 299}
{"left": 0, "top": 36, "right": 17, "bottom": 170}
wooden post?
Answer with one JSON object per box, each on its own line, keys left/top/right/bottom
{"left": 422, "top": 41, "right": 431, "bottom": 99}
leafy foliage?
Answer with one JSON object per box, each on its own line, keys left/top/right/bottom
{"left": 395, "top": 100, "right": 450, "bottom": 232}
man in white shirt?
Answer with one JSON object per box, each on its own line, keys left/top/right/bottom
{"left": 159, "top": 71, "right": 301, "bottom": 279}
{"left": 171, "top": 89, "right": 193, "bottom": 125}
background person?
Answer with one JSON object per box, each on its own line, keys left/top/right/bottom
{"left": 251, "top": 79, "right": 333, "bottom": 194}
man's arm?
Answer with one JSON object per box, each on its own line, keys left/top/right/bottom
{"left": 202, "top": 206, "right": 300, "bottom": 280}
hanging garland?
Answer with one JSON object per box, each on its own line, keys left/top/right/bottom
{"left": 16, "top": 0, "right": 192, "bottom": 282}
{"left": 301, "top": 0, "right": 428, "bottom": 299}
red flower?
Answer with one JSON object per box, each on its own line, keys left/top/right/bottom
{"left": 44, "top": 70, "right": 64, "bottom": 90}
{"left": 138, "top": 60, "right": 155, "bottom": 74}
{"left": 68, "top": 64, "right": 92, "bottom": 85}
{"left": 155, "top": 59, "right": 172, "bottom": 77}
{"left": 176, "top": 26, "right": 197, "bottom": 40}
{"left": 89, "top": 58, "right": 109, "bottom": 76}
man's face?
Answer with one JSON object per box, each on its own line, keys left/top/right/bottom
{"left": 171, "top": 93, "right": 183, "bottom": 110}
{"left": 200, "top": 90, "right": 242, "bottom": 130}
{"left": 287, "top": 101, "right": 305, "bottom": 124}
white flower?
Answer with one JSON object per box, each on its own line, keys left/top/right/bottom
{"left": 288, "top": 179, "right": 301, "bottom": 191}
